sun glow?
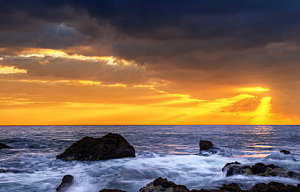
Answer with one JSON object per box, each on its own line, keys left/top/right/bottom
{"left": 252, "top": 97, "right": 272, "bottom": 124}
{"left": 238, "top": 87, "right": 270, "bottom": 92}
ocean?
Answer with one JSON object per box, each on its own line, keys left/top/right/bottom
{"left": 0, "top": 125, "right": 299, "bottom": 192}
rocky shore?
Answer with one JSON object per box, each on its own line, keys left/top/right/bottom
{"left": 54, "top": 136, "right": 300, "bottom": 192}
{"left": 56, "top": 176, "right": 300, "bottom": 192}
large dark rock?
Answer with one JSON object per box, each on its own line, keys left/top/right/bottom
{"left": 56, "top": 133, "right": 135, "bottom": 161}
{"left": 199, "top": 140, "right": 214, "bottom": 150}
{"left": 99, "top": 190, "right": 127, "bottom": 192}
{"left": 0, "top": 143, "right": 10, "bottom": 150}
{"left": 139, "top": 177, "right": 190, "bottom": 192}
{"left": 56, "top": 175, "right": 74, "bottom": 192}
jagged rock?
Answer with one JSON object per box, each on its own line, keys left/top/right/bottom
{"left": 139, "top": 178, "right": 299, "bottom": 192}
{"left": 56, "top": 133, "right": 135, "bottom": 161}
{"left": 222, "top": 162, "right": 299, "bottom": 179}
{"left": 0, "top": 143, "right": 10, "bottom": 150}
{"left": 222, "top": 162, "right": 241, "bottom": 172}
{"left": 224, "top": 164, "right": 252, "bottom": 176}
{"left": 286, "top": 185, "right": 300, "bottom": 192}
{"left": 99, "top": 190, "right": 127, "bottom": 192}
{"left": 280, "top": 150, "right": 291, "bottom": 155}
{"left": 252, "top": 182, "right": 299, "bottom": 192}
{"left": 220, "top": 183, "right": 243, "bottom": 192}
{"left": 139, "top": 177, "right": 190, "bottom": 192}
{"left": 199, "top": 140, "right": 214, "bottom": 150}
{"left": 251, "top": 163, "right": 267, "bottom": 174}
{"left": 56, "top": 175, "right": 74, "bottom": 192}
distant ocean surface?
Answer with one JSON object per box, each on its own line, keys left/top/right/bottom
{"left": 0, "top": 125, "right": 299, "bottom": 192}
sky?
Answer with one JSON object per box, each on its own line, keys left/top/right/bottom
{"left": 1, "top": 0, "right": 300, "bottom": 125}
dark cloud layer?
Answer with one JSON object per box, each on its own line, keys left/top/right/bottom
{"left": 2, "top": 0, "right": 300, "bottom": 47}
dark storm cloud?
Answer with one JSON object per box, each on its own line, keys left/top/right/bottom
{"left": 1, "top": 0, "right": 300, "bottom": 48}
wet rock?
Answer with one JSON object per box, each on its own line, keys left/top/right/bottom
{"left": 0, "top": 143, "right": 10, "bottom": 150}
{"left": 222, "top": 162, "right": 241, "bottom": 172}
{"left": 56, "top": 175, "right": 74, "bottom": 192}
{"left": 251, "top": 183, "right": 268, "bottom": 192}
{"left": 252, "top": 182, "right": 299, "bottom": 192}
{"left": 251, "top": 163, "right": 267, "bottom": 174}
{"left": 99, "top": 190, "right": 127, "bottom": 192}
{"left": 199, "top": 140, "right": 214, "bottom": 150}
{"left": 56, "top": 133, "right": 135, "bottom": 161}
{"left": 139, "top": 177, "right": 190, "bottom": 192}
{"left": 224, "top": 164, "right": 252, "bottom": 176}
{"left": 220, "top": 183, "right": 243, "bottom": 192}
{"left": 223, "top": 162, "right": 299, "bottom": 179}
{"left": 191, "top": 189, "right": 219, "bottom": 192}
{"left": 285, "top": 185, "right": 299, "bottom": 192}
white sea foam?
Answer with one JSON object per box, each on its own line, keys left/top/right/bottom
{"left": 1, "top": 153, "right": 299, "bottom": 192}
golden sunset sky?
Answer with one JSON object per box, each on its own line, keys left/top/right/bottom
{"left": 1, "top": 1, "right": 300, "bottom": 125}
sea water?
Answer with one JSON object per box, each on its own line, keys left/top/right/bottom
{"left": 0, "top": 125, "right": 299, "bottom": 192}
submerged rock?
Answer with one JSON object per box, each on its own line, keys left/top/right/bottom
{"left": 139, "top": 177, "right": 190, "bottom": 192}
{"left": 56, "top": 133, "right": 135, "bottom": 161}
{"left": 199, "top": 140, "right": 214, "bottom": 150}
{"left": 266, "top": 152, "right": 296, "bottom": 161}
{"left": 0, "top": 143, "right": 10, "bottom": 150}
{"left": 99, "top": 190, "right": 127, "bottom": 192}
{"left": 0, "top": 168, "right": 33, "bottom": 173}
{"left": 56, "top": 175, "right": 74, "bottom": 192}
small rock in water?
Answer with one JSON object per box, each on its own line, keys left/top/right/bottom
{"left": 56, "top": 133, "right": 135, "bottom": 161}
{"left": 56, "top": 175, "right": 74, "bottom": 192}
{"left": 99, "top": 190, "right": 127, "bottom": 192}
{"left": 0, "top": 143, "right": 11, "bottom": 150}
{"left": 199, "top": 140, "right": 214, "bottom": 150}
{"left": 139, "top": 177, "right": 190, "bottom": 192}
{"left": 280, "top": 150, "right": 291, "bottom": 155}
